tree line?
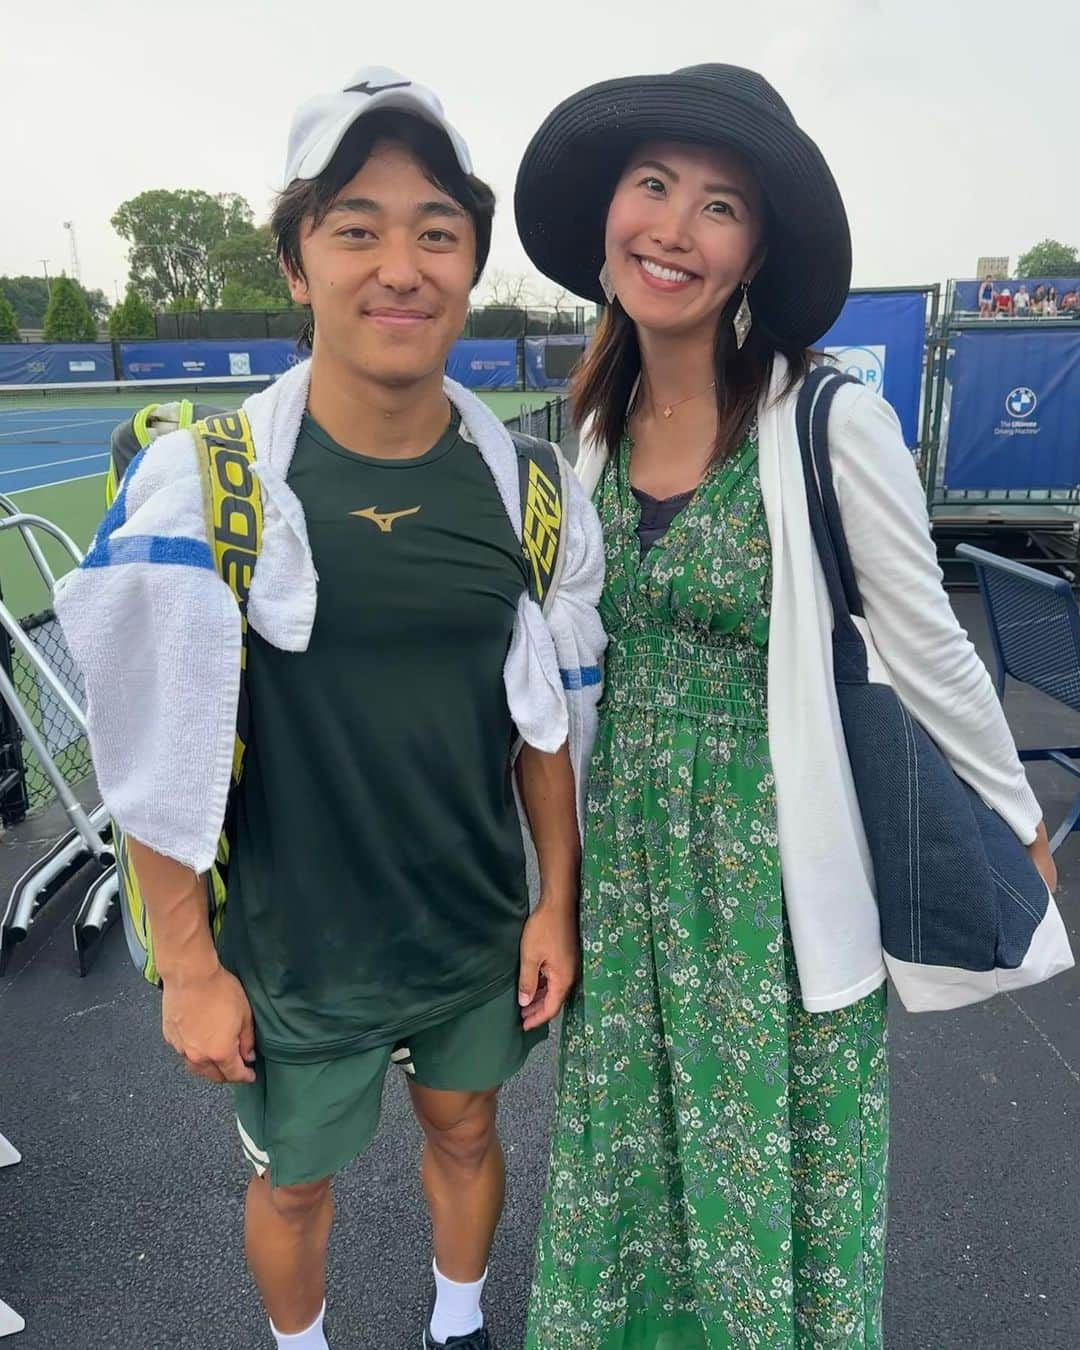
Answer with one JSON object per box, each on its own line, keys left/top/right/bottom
{"left": 0, "top": 187, "right": 297, "bottom": 342}
{"left": 1015, "top": 240, "right": 1080, "bottom": 278}
{"left": 32, "top": 188, "right": 1079, "bottom": 344}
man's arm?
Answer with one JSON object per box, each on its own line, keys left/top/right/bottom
{"left": 514, "top": 741, "right": 581, "bottom": 1032}
{"left": 128, "top": 838, "right": 255, "bottom": 1084}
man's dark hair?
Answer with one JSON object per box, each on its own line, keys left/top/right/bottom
{"left": 272, "top": 110, "right": 495, "bottom": 347}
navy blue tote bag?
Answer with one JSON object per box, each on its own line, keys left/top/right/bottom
{"left": 797, "top": 366, "right": 1072, "bottom": 1011}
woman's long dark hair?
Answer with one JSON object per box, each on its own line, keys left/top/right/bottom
{"left": 572, "top": 282, "right": 813, "bottom": 461}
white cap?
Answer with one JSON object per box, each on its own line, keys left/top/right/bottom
{"left": 284, "top": 66, "right": 473, "bottom": 184}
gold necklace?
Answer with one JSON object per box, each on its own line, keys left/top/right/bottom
{"left": 656, "top": 380, "right": 717, "bottom": 420}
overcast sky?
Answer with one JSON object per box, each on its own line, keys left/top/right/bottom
{"left": 2, "top": 0, "right": 1076, "bottom": 305}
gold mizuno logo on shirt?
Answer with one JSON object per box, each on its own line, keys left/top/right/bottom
{"left": 350, "top": 506, "right": 422, "bottom": 533}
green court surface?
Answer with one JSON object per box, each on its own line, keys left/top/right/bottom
{"left": 0, "top": 388, "right": 559, "bottom": 622}
{"left": 0, "top": 478, "right": 109, "bottom": 622}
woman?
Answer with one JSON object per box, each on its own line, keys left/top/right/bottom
{"left": 978, "top": 273, "right": 995, "bottom": 316}
{"left": 513, "top": 64, "right": 1056, "bottom": 1348}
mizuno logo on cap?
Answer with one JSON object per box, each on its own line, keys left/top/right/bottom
{"left": 346, "top": 79, "right": 411, "bottom": 96}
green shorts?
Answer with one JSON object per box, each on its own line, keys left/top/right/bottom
{"left": 233, "top": 981, "right": 547, "bottom": 1189}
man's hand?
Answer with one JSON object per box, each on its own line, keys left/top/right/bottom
{"left": 518, "top": 897, "right": 579, "bottom": 1032}
{"left": 161, "top": 963, "right": 257, "bottom": 1084}
{"left": 1027, "top": 820, "right": 1058, "bottom": 896}
{"left": 513, "top": 739, "right": 581, "bottom": 1030}
{"left": 126, "top": 838, "right": 256, "bottom": 1085}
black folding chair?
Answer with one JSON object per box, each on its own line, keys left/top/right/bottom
{"left": 957, "top": 543, "right": 1080, "bottom": 854}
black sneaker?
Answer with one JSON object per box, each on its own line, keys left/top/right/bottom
{"left": 422, "top": 1324, "right": 492, "bottom": 1349}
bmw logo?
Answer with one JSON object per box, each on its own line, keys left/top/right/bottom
{"left": 1005, "top": 387, "right": 1038, "bottom": 418}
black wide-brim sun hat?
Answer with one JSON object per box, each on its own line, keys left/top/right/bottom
{"left": 514, "top": 64, "right": 852, "bottom": 350}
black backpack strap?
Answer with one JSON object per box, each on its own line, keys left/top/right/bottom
{"left": 795, "top": 366, "right": 865, "bottom": 622}
{"left": 107, "top": 400, "right": 228, "bottom": 500}
{"left": 512, "top": 431, "right": 567, "bottom": 614}
{"left": 795, "top": 366, "right": 873, "bottom": 686}
{"left": 108, "top": 417, "right": 148, "bottom": 492}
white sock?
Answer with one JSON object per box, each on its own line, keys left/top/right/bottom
{"left": 430, "top": 1259, "right": 487, "bottom": 1343}
{"left": 270, "top": 1300, "right": 329, "bottom": 1350}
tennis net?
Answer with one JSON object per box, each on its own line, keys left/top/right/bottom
{"left": 0, "top": 373, "right": 274, "bottom": 415}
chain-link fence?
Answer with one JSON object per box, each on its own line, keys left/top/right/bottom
{"left": 153, "top": 306, "right": 589, "bottom": 343}
{"left": 7, "top": 610, "right": 90, "bottom": 815}
{"left": 154, "top": 309, "right": 309, "bottom": 342}
{"left": 462, "top": 307, "right": 586, "bottom": 339}
{"left": 503, "top": 396, "right": 571, "bottom": 444}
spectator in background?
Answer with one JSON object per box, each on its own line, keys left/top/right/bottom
{"left": 1014, "top": 284, "right": 1032, "bottom": 316}
{"left": 978, "top": 274, "right": 995, "bottom": 317}
{"left": 1046, "top": 286, "right": 1058, "bottom": 316}
{"left": 1061, "top": 289, "right": 1079, "bottom": 312}
{"left": 1033, "top": 283, "right": 1047, "bottom": 315}
{"left": 995, "top": 287, "right": 1013, "bottom": 316}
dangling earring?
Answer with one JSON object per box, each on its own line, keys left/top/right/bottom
{"left": 733, "top": 282, "right": 752, "bottom": 350}
{"left": 599, "top": 261, "right": 616, "bottom": 304}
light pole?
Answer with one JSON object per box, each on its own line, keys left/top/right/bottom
{"left": 62, "top": 221, "right": 81, "bottom": 283}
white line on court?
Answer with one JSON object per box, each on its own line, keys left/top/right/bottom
{"left": 0, "top": 451, "right": 110, "bottom": 474}
{"left": 0, "top": 415, "right": 115, "bottom": 440}
{"left": 1, "top": 468, "right": 109, "bottom": 495}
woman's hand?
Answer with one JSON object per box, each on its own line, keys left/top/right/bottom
{"left": 1027, "top": 820, "right": 1058, "bottom": 896}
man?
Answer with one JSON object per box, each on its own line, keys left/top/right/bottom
{"left": 55, "top": 68, "right": 605, "bottom": 1350}
{"left": 977, "top": 273, "right": 994, "bottom": 317}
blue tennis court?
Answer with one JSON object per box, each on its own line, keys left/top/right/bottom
{"left": 0, "top": 380, "right": 267, "bottom": 619}
{"left": 0, "top": 383, "right": 559, "bottom": 496}
{"left": 0, "top": 378, "right": 262, "bottom": 496}
{"left": 0, "top": 405, "right": 128, "bottom": 494}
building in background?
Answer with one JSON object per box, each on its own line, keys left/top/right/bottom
{"left": 976, "top": 256, "right": 1010, "bottom": 279}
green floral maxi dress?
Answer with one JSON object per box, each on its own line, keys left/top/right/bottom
{"left": 525, "top": 430, "right": 889, "bottom": 1350}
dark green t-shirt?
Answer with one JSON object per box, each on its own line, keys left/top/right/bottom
{"left": 218, "top": 410, "right": 530, "bottom": 1062}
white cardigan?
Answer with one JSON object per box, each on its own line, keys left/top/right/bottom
{"left": 576, "top": 358, "right": 1044, "bottom": 1012}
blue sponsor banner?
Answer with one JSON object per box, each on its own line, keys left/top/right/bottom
{"left": 446, "top": 339, "right": 516, "bottom": 389}
{"left": 953, "top": 277, "right": 1080, "bottom": 311}
{"left": 820, "top": 290, "right": 927, "bottom": 447}
{"left": 119, "top": 339, "right": 299, "bottom": 380}
{"left": 0, "top": 342, "right": 114, "bottom": 385}
{"left": 525, "top": 335, "right": 587, "bottom": 390}
{"left": 944, "top": 328, "right": 1080, "bottom": 491}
